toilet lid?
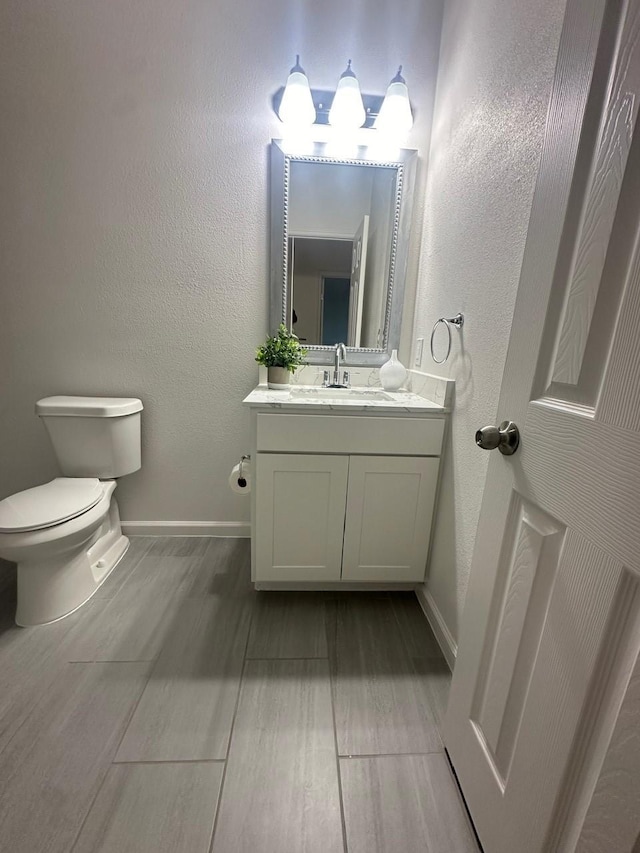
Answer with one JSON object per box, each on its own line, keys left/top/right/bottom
{"left": 0, "top": 478, "right": 104, "bottom": 533}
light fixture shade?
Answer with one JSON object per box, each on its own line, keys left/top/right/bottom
{"left": 329, "top": 60, "right": 366, "bottom": 131}
{"left": 375, "top": 67, "right": 413, "bottom": 136}
{"left": 278, "top": 56, "right": 316, "bottom": 127}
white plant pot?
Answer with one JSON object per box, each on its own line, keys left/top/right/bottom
{"left": 267, "top": 367, "right": 291, "bottom": 390}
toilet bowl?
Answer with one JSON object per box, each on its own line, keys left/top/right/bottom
{"left": 0, "top": 395, "right": 143, "bottom": 626}
{"left": 0, "top": 479, "right": 128, "bottom": 626}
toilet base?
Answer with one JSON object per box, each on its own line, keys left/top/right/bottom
{"left": 15, "top": 495, "right": 129, "bottom": 627}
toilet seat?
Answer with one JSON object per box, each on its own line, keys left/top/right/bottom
{"left": 0, "top": 478, "right": 105, "bottom": 533}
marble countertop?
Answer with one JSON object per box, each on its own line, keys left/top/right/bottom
{"left": 243, "top": 385, "right": 445, "bottom": 414}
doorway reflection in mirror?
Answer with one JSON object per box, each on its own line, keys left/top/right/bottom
{"left": 287, "top": 160, "right": 396, "bottom": 348}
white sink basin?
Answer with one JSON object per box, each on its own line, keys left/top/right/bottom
{"left": 288, "top": 387, "right": 394, "bottom": 402}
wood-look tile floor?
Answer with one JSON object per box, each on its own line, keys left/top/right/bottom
{"left": 0, "top": 539, "right": 478, "bottom": 853}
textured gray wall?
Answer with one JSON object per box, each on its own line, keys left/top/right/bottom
{"left": 412, "top": 0, "right": 567, "bottom": 644}
{"left": 0, "top": 0, "right": 443, "bottom": 523}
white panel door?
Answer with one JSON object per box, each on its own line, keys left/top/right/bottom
{"left": 445, "top": 1, "right": 640, "bottom": 851}
{"left": 254, "top": 454, "right": 348, "bottom": 582}
{"left": 342, "top": 455, "right": 438, "bottom": 582}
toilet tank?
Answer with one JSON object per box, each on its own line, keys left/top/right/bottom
{"left": 35, "top": 396, "right": 143, "bottom": 478}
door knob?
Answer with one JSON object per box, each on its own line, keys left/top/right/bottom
{"left": 475, "top": 421, "right": 520, "bottom": 455}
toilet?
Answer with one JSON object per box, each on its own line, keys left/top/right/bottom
{"left": 0, "top": 396, "right": 143, "bottom": 626}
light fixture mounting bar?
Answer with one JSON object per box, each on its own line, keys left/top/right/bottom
{"left": 272, "top": 87, "right": 384, "bottom": 128}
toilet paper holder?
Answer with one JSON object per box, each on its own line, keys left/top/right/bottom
{"left": 237, "top": 455, "right": 251, "bottom": 488}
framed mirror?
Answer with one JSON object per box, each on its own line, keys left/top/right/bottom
{"left": 270, "top": 140, "right": 417, "bottom": 365}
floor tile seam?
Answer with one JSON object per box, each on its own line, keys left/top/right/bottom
{"left": 111, "top": 758, "right": 227, "bottom": 766}
{"left": 207, "top": 595, "right": 257, "bottom": 853}
{"left": 338, "top": 748, "right": 446, "bottom": 759}
{"left": 105, "top": 655, "right": 157, "bottom": 767}
{"left": 67, "top": 650, "right": 157, "bottom": 853}
{"left": 68, "top": 752, "right": 117, "bottom": 853}
{"left": 388, "top": 593, "right": 448, "bottom": 748}
{"left": 244, "top": 655, "right": 330, "bottom": 661}
{"left": 325, "top": 603, "right": 349, "bottom": 853}
{"left": 67, "top": 657, "right": 159, "bottom": 664}
{"left": 104, "top": 591, "right": 245, "bottom": 765}
{"left": 320, "top": 598, "right": 447, "bottom": 757}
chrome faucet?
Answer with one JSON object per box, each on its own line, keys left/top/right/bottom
{"left": 323, "top": 343, "right": 350, "bottom": 388}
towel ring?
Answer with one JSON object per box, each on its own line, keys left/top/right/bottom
{"left": 430, "top": 313, "right": 464, "bottom": 364}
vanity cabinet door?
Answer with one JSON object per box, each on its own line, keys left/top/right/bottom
{"left": 342, "top": 456, "right": 439, "bottom": 582}
{"left": 254, "top": 453, "right": 349, "bottom": 582}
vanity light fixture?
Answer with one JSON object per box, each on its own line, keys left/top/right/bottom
{"left": 328, "top": 60, "right": 366, "bottom": 130}
{"left": 278, "top": 55, "right": 316, "bottom": 127}
{"left": 273, "top": 59, "right": 411, "bottom": 131}
{"left": 374, "top": 66, "right": 414, "bottom": 136}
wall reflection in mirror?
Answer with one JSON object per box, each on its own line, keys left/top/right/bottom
{"left": 287, "top": 161, "right": 397, "bottom": 348}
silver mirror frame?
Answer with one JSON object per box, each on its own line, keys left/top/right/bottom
{"left": 270, "top": 139, "right": 418, "bottom": 366}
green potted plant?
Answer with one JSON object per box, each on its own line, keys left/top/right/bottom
{"left": 256, "top": 323, "right": 308, "bottom": 389}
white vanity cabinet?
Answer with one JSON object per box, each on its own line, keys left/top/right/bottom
{"left": 341, "top": 455, "right": 439, "bottom": 582}
{"left": 255, "top": 453, "right": 348, "bottom": 582}
{"left": 246, "top": 401, "right": 446, "bottom": 587}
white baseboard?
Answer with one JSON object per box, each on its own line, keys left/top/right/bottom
{"left": 121, "top": 521, "right": 251, "bottom": 538}
{"left": 415, "top": 585, "right": 457, "bottom": 671}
